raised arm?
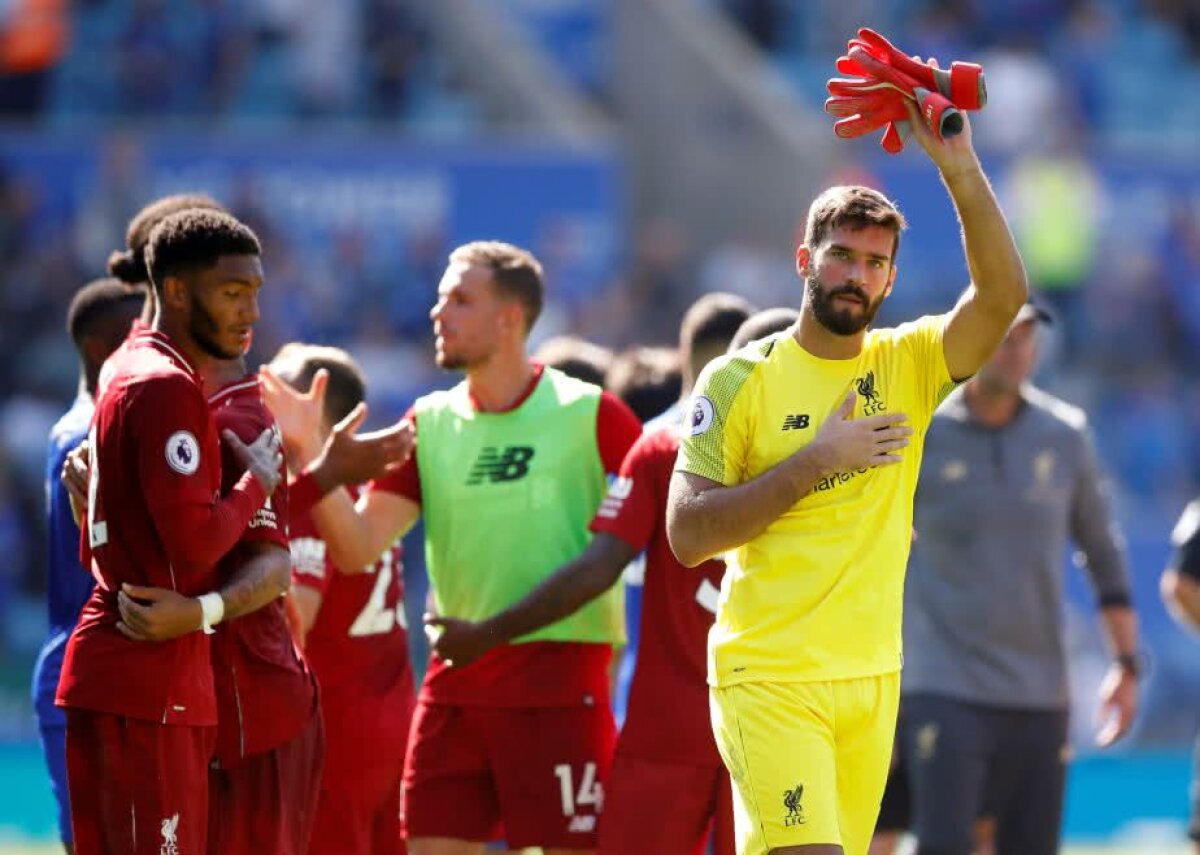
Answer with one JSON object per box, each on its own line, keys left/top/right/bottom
{"left": 667, "top": 390, "right": 912, "bottom": 567}
{"left": 904, "top": 102, "right": 1028, "bottom": 381}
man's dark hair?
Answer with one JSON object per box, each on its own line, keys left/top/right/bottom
{"left": 534, "top": 335, "right": 613, "bottom": 388}
{"left": 728, "top": 307, "right": 800, "bottom": 351}
{"left": 66, "top": 278, "right": 147, "bottom": 348}
{"left": 606, "top": 346, "right": 682, "bottom": 423}
{"left": 145, "top": 209, "right": 261, "bottom": 294}
{"left": 449, "top": 241, "right": 544, "bottom": 333}
{"left": 108, "top": 193, "right": 226, "bottom": 284}
{"left": 679, "top": 292, "right": 755, "bottom": 383}
{"left": 269, "top": 343, "right": 366, "bottom": 427}
{"left": 803, "top": 185, "right": 907, "bottom": 261}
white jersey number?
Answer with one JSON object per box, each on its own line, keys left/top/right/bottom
{"left": 553, "top": 762, "right": 602, "bottom": 817}
{"left": 348, "top": 547, "right": 406, "bottom": 637}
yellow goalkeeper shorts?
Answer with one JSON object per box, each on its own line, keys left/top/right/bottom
{"left": 710, "top": 673, "right": 900, "bottom": 855}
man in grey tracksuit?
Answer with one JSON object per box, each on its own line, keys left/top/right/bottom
{"left": 899, "top": 303, "right": 1140, "bottom": 855}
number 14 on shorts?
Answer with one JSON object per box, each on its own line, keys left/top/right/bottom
{"left": 554, "top": 761, "right": 603, "bottom": 830}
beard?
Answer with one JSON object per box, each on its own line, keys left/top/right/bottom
{"left": 806, "top": 277, "right": 886, "bottom": 336}
{"left": 188, "top": 292, "right": 241, "bottom": 360}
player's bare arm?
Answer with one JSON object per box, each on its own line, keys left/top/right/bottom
{"left": 62, "top": 442, "right": 89, "bottom": 527}
{"left": 288, "top": 582, "right": 323, "bottom": 640}
{"left": 904, "top": 102, "right": 1029, "bottom": 381}
{"left": 1095, "top": 605, "right": 1140, "bottom": 747}
{"left": 261, "top": 365, "right": 414, "bottom": 490}
{"left": 115, "top": 541, "right": 291, "bottom": 642}
{"left": 427, "top": 532, "right": 636, "bottom": 668}
{"left": 309, "top": 487, "right": 419, "bottom": 573}
{"left": 667, "top": 390, "right": 913, "bottom": 567}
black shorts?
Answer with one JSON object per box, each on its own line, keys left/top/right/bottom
{"left": 902, "top": 693, "right": 1069, "bottom": 855}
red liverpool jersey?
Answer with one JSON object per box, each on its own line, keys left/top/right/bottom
{"left": 208, "top": 375, "right": 317, "bottom": 766}
{"left": 590, "top": 426, "right": 726, "bottom": 764}
{"left": 291, "top": 484, "right": 413, "bottom": 707}
{"left": 58, "top": 330, "right": 267, "bottom": 726}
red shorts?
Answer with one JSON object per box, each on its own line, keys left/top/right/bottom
{"left": 403, "top": 700, "right": 616, "bottom": 849}
{"left": 598, "top": 752, "right": 734, "bottom": 855}
{"left": 65, "top": 709, "right": 216, "bottom": 855}
{"left": 207, "top": 706, "right": 324, "bottom": 855}
{"left": 309, "top": 691, "right": 414, "bottom": 855}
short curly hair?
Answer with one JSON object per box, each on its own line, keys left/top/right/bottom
{"left": 145, "top": 209, "right": 261, "bottom": 293}
{"left": 108, "top": 193, "right": 226, "bottom": 284}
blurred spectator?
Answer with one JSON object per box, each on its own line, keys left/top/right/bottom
{"left": 534, "top": 335, "right": 614, "bottom": 388}
{"left": 0, "top": 0, "right": 68, "bottom": 116}
{"left": 1003, "top": 133, "right": 1107, "bottom": 358}
{"left": 364, "top": 0, "right": 425, "bottom": 119}
{"left": 971, "top": 34, "right": 1066, "bottom": 153}
{"left": 723, "top": 0, "right": 785, "bottom": 51}
{"left": 605, "top": 345, "right": 681, "bottom": 423}
{"left": 291, "top": 0, "right": 361, "bottom": 116}
{"left": 117, "top": 0, "right": 182, "bottom": 115}
{"left": 0, "top": 454, "right": 31, "bottom": 653}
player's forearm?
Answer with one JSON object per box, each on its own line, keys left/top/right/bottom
{"left": 156, "top": 471, "right": 267, "bottom": 574}
{"left": 310, "top": 488, "right": 388, "bottom": 571}
{"left": 668, "top": 450, "right": 827, "bottom": 567}
{"left": 1161, "top": 570, "right": 1200, "bottom": 632}
{"left": 942, "top": 161, "right": 1028, "bottom": 316}
{"left": 218, "top": 543, "right": 291, "bottom": 622}
{"left": 481, "top": 534, "right": 634, "bottom": 645}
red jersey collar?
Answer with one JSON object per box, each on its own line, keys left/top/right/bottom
{"left": 135, "top": 328, "right": 202, "bottom": 379}
{"left": 207, "top": 375, "right": 260, "bottom": 406}
{"left": 467, "top": 362, "right": 545, "bottom": 413}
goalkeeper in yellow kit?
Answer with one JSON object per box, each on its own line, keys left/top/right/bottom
{"left": 666, "top": 106, "right": 1028, "bottom": 855}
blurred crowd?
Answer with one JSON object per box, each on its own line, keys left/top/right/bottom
{"left": 723, "top": 0, "right": 1200, "bottom": 152}
{"left": 0, "top": 0, "right": 481, "bottom": 130}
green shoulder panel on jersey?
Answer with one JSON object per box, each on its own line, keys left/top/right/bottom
{"left": 684, "top": 334, "right": 778, "bottom": 483}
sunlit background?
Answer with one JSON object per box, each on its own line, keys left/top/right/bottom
{"left": 0, "top": 0, "right": 1198, "bottom": 851}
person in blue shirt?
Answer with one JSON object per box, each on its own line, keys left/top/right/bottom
{"left": 32, "top": 277, "right": 145, "bottom": 854}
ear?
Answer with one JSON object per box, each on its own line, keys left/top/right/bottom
{"left": 161, "top": 276, "right": 189, "bottom": 311}
{"left": 499, "top": 299, "right": 526, "bottom": 337}
{"left": 883, "top": 262, "right": 897, "bottom": 299}
{"left": 796, "top": 245, "right": 812, "bottom": 279}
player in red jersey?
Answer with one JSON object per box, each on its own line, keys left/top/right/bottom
{"left": 261, "top": 242, "right": 641, "bottom": 855}
{"left": 429, "top": 296, "right": 783, "bottom": 855}
{"left": 99, "top": 200, "right": 323, "bottom": 855}
{"left": 271, "top": 343, "right": 415, "bottom": 855}
{"left": 56, "top": 209, "right": 282, "bottom": 855}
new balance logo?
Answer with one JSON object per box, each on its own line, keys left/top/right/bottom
{"left": 568, "top": 815, "right": 596, "bottom": 833}
{"left": 782, "top": 414, "right": 810, "bottom": 431}
{"left": 466, "top": 446, "right": 535, "bottom": 485}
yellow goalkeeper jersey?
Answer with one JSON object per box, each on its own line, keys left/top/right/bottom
{"left": 676, "top": 315, "right": 957, "bottom": 686}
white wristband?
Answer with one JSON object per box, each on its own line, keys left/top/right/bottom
{"left": 198, "top": 592, "right": 225, "bottom": 635}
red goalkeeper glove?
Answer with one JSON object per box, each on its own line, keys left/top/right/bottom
{"left": 828, "top": 46, "right": 963, "bottom": 142}
{"left": 852, "top": 27, "right": 986, "bottom": 110}
{"left": 824, "top": 30, "right": 986, "bottom": 154}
